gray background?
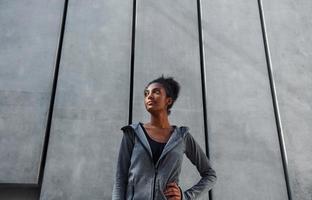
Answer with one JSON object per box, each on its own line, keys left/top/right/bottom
{"left": 0, "top": 0, "right": 311, "bottom": 199}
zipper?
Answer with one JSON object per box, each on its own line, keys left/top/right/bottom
{"left": 152, "top": 166, "right": 158, "bottom": 200}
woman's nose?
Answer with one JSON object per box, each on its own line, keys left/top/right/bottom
{"left": 146, "top": 93, "right": 154, "bottom": 99}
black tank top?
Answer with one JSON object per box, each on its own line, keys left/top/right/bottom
{"left": 139, "top": 123, "right": 167, "bottom": 165}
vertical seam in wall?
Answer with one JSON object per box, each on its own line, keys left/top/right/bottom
{"left": 257, "top": 1, "right": 293, "bottom": 199}
{"left": 196, "top": 0, "right": 213, "bottom": 199}
{"left": 128, "top": 0, "right": 137, "bottom": 124}
{"left": 38, "top": 0, "right": 69, "bottom": 193}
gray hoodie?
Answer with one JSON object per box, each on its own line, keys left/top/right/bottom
{"left": 112, "top": 123, "right": 217, "bottom": 200}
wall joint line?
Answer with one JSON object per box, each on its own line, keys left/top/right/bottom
{"left": 128, "top": 0, "right": 137, "bottom": 125}
{"left": 196, "top": 0, "right": 214, "bottom": 199}
{"left": 257, "top": 1, "right": 293, "bottom": 199}
{"left": 38, "top": 0, "right": 69, "bottom": 194}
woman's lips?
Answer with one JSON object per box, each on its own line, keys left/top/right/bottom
{"left": 147, "top": 101, "right": 155, "bottom": 105}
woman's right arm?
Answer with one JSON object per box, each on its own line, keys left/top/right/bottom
{"left": 112, "top": 127, "right": 134, "bottom": 200}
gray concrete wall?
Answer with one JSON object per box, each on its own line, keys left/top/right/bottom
{"left": 38, "top": 0, "right": 132, "bottom": 199}
{"left": 202, "top": 0, "right": 288, "bottom": 199}
{"left": 0, "top": 0, "right": 63, "bottom": 184}
{"left": 0, "top": 0, "right": 311, "bottom": 200}
{"left": 263, "top": 1, "right": 312, "bottom": 199}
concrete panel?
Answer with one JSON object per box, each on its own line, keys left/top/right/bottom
{"left": 39, "top": 0, "right": 132, "bottom": 199}
{"left": 201, "top": 1, "right": 288, "bottom": 199}
{"left": 263, "top": 1, "right": 312, "bottom": 199}
{"left": 0, "top": 188, "right": 39, "bottom": 200}
{"left": 132, "top": 0, "right": 209, "bottom": 199}
{"left": 0, "top": 0, "right": 64, "bottom": 183}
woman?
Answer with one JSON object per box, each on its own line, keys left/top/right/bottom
{"left": 112, "top": 76, "right": 217, "bottom": 200}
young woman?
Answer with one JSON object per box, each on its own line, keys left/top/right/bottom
{"left": 112, "top": 76, "right": 217, "bottom": 200}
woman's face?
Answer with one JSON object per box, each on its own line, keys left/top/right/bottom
{"left": 144, "top": 82, "right": 172, "bottom": 115}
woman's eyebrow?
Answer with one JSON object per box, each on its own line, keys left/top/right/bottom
{"left": 151, "top": 87, "right": 161, "bottom": 91}
{"left": 145, "top": 87, "right": 161, "bottom": 92}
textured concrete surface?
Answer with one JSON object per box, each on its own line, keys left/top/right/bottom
{"left": 39, "top": 0, "right": 132, "bottom": 199}
{"left": 201, "top": 0, "right": 288, "bottom": 199}
{"left": 263, "top": 0, "right": 312, "bottom": 199}
{"left": 132, "top": 0, "right": 209, "bottom": 199}
{"left": 0, "top": 0, "right": 63, "bottom": 184}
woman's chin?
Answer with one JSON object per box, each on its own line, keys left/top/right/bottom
{"left": 146, "top": 108, "right": 156, "bottom": 114}
{"left": 146, "top": 108, "right": 167, "bottom": 115}
{"left": 146, "top": 107, "right": 158, "bottom": 113}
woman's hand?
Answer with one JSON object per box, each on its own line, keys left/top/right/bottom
{"left": 164, "top": 182, "right": 182, "bottom": 200}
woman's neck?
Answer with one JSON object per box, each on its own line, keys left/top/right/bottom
{"left": 149, "top": 112, "right": 170, "bottom": 129}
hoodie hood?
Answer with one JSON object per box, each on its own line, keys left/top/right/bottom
{"left": 121, "top": 122, "right": 189, "bottom": 166}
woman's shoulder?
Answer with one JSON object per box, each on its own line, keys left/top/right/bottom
{"left": 120, "top": 122, "right": 191, "bottom": 137}
{"left": 120, "top": 122, "right": 143, "bottom": 137}
{"left": 120, "top": 122, "right": 140, "bottom": 131}
{"left": 119, "top": 123, "right": 138, "bottom": 143}
{"left": 175, "top": 125, "right": 190, "bottom": 138}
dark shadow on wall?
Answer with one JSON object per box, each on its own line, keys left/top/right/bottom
{"left": 0, "top": 187, "right": 39, "bottom": 200}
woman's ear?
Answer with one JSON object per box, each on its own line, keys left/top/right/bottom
{"left": 167, "top": 98, "right": 173, "bottom": 106}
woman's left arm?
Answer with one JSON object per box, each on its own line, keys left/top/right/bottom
{"left": 182, "top": 132, "right": 217, "bottom": 200}
{"left": 112, "top": 127, "right": 135, "bottom": 200}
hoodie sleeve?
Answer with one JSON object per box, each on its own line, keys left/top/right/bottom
{"left": 182, "top": 132, "right": 217, "bottom": 200}
{"left": 112, "top": 126, "right": 135, "bottom": 200}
